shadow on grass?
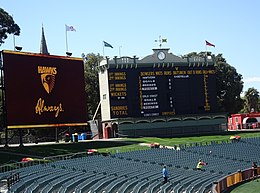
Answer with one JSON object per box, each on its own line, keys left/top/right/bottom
{"left": 0, "top": 140, "right": 141, "bottom": 164}
{"left": 1, "top": 131, "right": 260, "bottom": 165}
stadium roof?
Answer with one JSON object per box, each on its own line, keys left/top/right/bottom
{"left": 100, "top": 48, "right": 215, "bottom": 68}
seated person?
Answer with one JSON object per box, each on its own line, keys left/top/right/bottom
{"left": 196, "top": 159, "right": 207, "bottom": 171}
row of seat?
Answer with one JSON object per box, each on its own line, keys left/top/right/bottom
{"left": 3, "top": 137, "right": 260, "bottom": 193}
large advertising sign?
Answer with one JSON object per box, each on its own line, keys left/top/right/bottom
{"left": 2, "top": 50, "right": 88, "bottom": 129}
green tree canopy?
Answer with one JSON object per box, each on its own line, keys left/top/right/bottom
{"left": 184, "top": 52, "right": 244, "bottom": 114}
{"left": 82, "top": 53, "right": 103, "bottom": 120}
{"left": 243, "top": 87, "right": 259, "bottom": 113}
{"left": 214, "top": 54, "right": 244, "bottom": 114}
{"left": 0, "top": 8, "right": 20, "bottom": 46}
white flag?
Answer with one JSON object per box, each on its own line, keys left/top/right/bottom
{"left": 65, "top": 24, "right": 76, "bottom": 31}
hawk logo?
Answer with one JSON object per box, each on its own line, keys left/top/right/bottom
{"left": 38, "top": 66, "right": 57, "bottom": 94}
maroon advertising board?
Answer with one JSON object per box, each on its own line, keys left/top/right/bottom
{"left": 2, "top": 50, "right": 88, "bottom": 129}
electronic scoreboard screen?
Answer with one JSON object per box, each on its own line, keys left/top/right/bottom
{"left": 2, "top": 50, "right": 88, "bottom": 129}
{"left": 108, "top": 66, "right": 217, "bottom": 118}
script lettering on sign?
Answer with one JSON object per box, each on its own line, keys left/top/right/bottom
{"left": 35, "top": 98, "right": 64, "bottom": 118}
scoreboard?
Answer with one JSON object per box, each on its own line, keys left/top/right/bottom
{"left": 2, "top": 50, "right": 88, "bottom": 129}
{"left": 108, "top": 66, "right": 217, "bottom": 118}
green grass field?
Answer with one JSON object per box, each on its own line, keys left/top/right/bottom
{"left": 1, "top": 131, "right": 260, "bottom": 165}
{"left": 230, "top": 179, "right": 260, "bottom": 193}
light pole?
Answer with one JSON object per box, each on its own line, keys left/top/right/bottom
{"left": 119, "top": 46, "right": 122, "bottom": 57}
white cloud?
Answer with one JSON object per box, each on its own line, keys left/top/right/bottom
{"left": 243, "top": 77, "right": 260, "bottom": 83}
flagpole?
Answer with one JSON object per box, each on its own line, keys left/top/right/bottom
{"left": 65, "top": 26, "right": 68, "bottom": 52}
{"left": 103, "top": 42, "right": 105, "bottom": 57}
{"left": 159, "top": 35, "right": 162, "bottom": 48}
{"left": 205, "top": 44, "right": 207, "bottom": 57}
{"left": 12, "top": 14, "right": 16, "bottom": 51}
{"left": 205, "top": 44, "right": 208, "bottom": 65}
{"left": 119, "top": 46, "right": 122, "bottom": 57}
{"left": 13, "top": 34, "right": 16, "bottom": 51}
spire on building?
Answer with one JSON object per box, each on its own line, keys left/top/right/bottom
{"left": 40, "top": 26, "right": 49, "bottom": 55}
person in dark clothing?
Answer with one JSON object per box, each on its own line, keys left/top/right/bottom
{"left": 252, "top": 162, "right": 258, "bottom": 179}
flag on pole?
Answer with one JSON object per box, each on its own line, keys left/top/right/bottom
{"left": 103, "top": 41, "right": 113, "bottom": 48}
{"left": 205, "top": 40, "right": 215, "bottom": 47}
{"left": 65, "top": 24, "right": 76, "bottom": 52}
{"left": 162, "top": 38, "right": 167, "bottom": 43}
{"left": 65, "top": 24, "right": 76, "bottom": 32}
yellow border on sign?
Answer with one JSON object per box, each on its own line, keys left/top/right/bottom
{"left": 7, "top": 122, "right": 88, "bottom": 129}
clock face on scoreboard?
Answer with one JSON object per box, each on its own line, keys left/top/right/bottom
{"left": 157, "top": 51, "right": 166, "bottom": 60}
{"left": 108, "top": 66, "right": 216, "bottom": 118}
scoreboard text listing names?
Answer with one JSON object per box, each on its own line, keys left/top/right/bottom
{"left": 109, "top": 68, "right": 215, "bottom": 118}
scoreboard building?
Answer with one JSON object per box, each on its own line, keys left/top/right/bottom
{"left": 99, "top": 49, "right": 227, "bottom": 138}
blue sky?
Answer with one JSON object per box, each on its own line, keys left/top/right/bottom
{"left": 1, "top": 0, "right": 260, "bottom": 93}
